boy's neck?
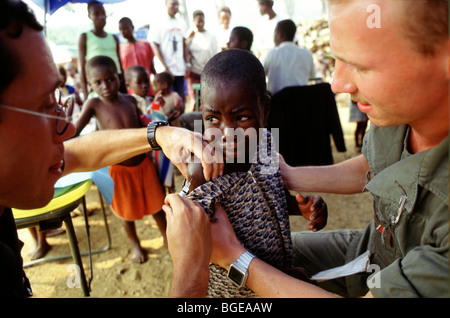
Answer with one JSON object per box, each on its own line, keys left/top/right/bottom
{"left": 100, "top": 91, "right": 120, "bottom": 103}
{"left": 126, "top": 36, "right": 136, "bottom": 43}
{"left": 92, "top": 28, "right": 107, "bottom": 37}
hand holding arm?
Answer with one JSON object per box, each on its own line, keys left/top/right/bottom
{"left": 162, "top": 194, "right": 211, "bottom": 298}
{"left": 156, "top": 126, "right": 224, "bottom": 181}
{"left": 64, "top": 126, "right": 224, "bottom": 181}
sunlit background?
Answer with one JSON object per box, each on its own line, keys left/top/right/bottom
{"left": 24, "top": 0, "right": 328, "bottom": 61}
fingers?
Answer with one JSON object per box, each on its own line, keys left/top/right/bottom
{"left": 192, "top": 135, "right": 224, "bottom": 181}
{"left": 295, "top": 193, "right": 307, "bottom": 205}
{"left": 311, "top": 197, "right": 327, "bottom": 211}
{"left": 163, "top": 194, "right": 203, "bottom": 221}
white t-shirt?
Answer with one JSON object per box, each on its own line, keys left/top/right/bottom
{"left": 264, "top": 41, "right": 316, "bottom": 95}
{"left": 253, "top": 14, "right": 282, "bottom": 59}
{"left": 187, "top": 30, "right": 219, "bottom": 75}
{"left": 148, "top": 14, "right": 187, "bottom": 76}
{"left": 215, "top": 26, "right": 231, "bottom": 51}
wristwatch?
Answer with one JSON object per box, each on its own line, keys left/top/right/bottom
{"left": 227, "top": 251, "right": 256, "bottom": 288}
{"left": 147, "top": 121, "right": 169, "bottom": 151}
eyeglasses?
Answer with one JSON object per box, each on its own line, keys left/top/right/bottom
{"left": 0, "top": 89, "right": 74, "bottom": 135}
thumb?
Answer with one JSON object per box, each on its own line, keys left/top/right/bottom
{"left": 296, "top": 193, "right": 307, "bottom": 205}
{"left": 162, "top": 204, "right": 174, "bottom": 223}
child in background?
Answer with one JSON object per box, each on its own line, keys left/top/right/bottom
{"left": 65, "top": 62, "right": 81, "bottom": 92}
{"left": 152, "top": 71, "right": 184, "bottom": 126}
{"left": 78, "top": 0, "right": 125, "bottom": 100}
{"left": 227, "top": 26, "right": 254, "bottom": 51}
{"left": 75, "top": 55, "right": 166, "bottom": 263}
{"left": 185, "top": 49, "right": 327, "bottom": 297}
{"left": 124, "top": 65, "right": 153, "bottom": 116}
{"left": 119, "top": 17, "right": 156, "bottom": 97}
{"left": 125, "top": 65, "right": 175, "bottom": 193}
{"left": 58, "top": 65, "right": 83, "bottom": 112}
{"left": 349, "top": 100, "right": 369, "bottom": 152}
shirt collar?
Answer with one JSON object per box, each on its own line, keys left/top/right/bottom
{"left": 364, "top": 126, "right": 448, "bottom": 213}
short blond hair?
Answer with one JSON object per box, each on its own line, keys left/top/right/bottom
{"left": 328, "top": 0, "right": 448, "bottom": 56}
{"left": 401, "top": 0, "right": 448, "bottom": 55}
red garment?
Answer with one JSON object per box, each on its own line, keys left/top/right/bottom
{"left": 120, "top": 40, "right": 155, "bottom": 96}
{"left": 109, "top": 156, "right": 164, "bottom": 221}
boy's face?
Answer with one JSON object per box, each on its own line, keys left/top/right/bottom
{"left": 153, "top": 79, "right": 168, "bottom": 93}
{"left": 119, "top": 21, "right": 133, "bottom": 41}
{"left": 194, "top": 15, "right": 205, "bottom": 32}
{"left": 218, "top": 11, "right": 231, "bottom": 28}
{"left": 128, "top": 71, "right": 150, "bottom": 98}
{"left": 166, "top": 0, "right": 179, "bottom": 17}
{"left": 88, "top": 4, "right": 106, "bottom": 29}
{"left": 202, "top": 81, "right": 267, "bottom": 162}
{"left": 87, "top": 65, "right": 120, "bottom": 101}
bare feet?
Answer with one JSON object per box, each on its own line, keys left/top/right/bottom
{"left": 29, "top": 241, "right": 51, "bottom": 260}
{"left": 130, "top": 243, "right": 147, "bottom": 264}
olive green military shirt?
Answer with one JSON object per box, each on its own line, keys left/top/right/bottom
{"left": 362, "top": 125, "right": 448, "bottom": 297}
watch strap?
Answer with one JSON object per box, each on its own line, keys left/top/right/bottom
{"left": 147, "top": 121, "right": 168, "bottom": 151}
{"left": 227, "top": 251, "right": 256, "bottom": 287}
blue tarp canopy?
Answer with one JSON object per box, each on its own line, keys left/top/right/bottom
{"left": 31, "top": 0, "right": 125, "bottom": 15}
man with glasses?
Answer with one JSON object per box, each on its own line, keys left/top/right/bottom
{"left": 0, "top": 0, "right": 221, "bottom": 297}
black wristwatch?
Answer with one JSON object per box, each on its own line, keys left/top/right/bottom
{"left": 147, "top": 121, "right": 169, "bottom": 151}
{"left": 227, "top": 251, "right": 256, "bottom": 288}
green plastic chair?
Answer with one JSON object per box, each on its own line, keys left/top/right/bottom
{"left": 12, "top": 179, "right": 110, "bottom": 297}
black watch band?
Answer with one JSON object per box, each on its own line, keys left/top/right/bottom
{"left": 147, "top": 121, "right": 169, "bottom": 151}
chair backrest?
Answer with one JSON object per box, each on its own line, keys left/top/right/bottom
{"left": 267, "top": 83, "right": 346, "bottom": 166}
{"left": 13, "top": 180, "right": 93, "bottom": 219}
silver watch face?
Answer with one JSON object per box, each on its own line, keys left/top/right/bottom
{"left": 228, "top": 265, "right": 245, "bottom": 287}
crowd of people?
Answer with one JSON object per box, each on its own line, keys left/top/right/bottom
{"left": 0, "top": 0, "right": 448, "bottom": 299}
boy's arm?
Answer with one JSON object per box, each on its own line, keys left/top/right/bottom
{"left": 74, "top": 99, "right": 96, "bottom": 137}
{"left": 151, "top": 42, "right": 170, "bottom": 73}
{"left": 114, "top": 34, "right": 125, "bottom": 76}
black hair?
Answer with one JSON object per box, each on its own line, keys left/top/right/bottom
{"left": 201, "top": 49, "right": 267, "bottom": 102}
{"left": 154, "top": 71, "right": 174, "bottom": 87}
{"left": 87, "top": 0, "right": 103, "bottom": 12}
{"left": 231, "top": 26, "right": 254, "bottom": 51}
{"left": 125, "top": 65, "right": 148, "bottom": 84}
{"left": 86, "top": 55, "right": 117, "bottom": 75}
{"left": 258, "top": 0, "right": 274, "bottom": 8}
{"left": 119, "top": 17, "right": 133, "bottom": 26}
{"left": 0, "top": 0, "right": 43, "bottom": 98}
{"left": 276, "top": 19, "right": 297, "bottom": 42}
{"left": 193, "top": 10, "right": 204, "bottom": 19}
{"left": 218, "top": 6, "right": 231, "bottom": 16}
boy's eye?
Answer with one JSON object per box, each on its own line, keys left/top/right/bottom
{"left": 237, "top": 115, "right": 249, "bottom": 122}
{"left": 206, "top": 116, "right": 219, "bottom": 124}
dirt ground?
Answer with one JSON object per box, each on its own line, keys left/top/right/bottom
{"left": 18, "top": 93, "right": 374, "bottom": 298}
